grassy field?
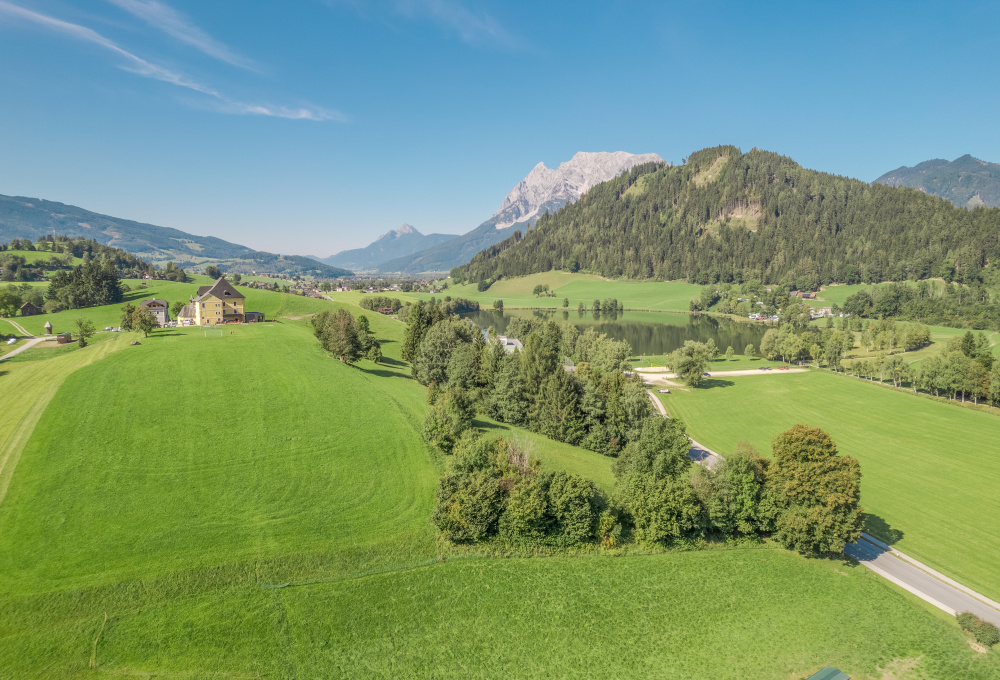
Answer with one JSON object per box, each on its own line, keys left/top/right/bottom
{"left": 2, "top": 249, "right": 84, "bottom": 266}
{"left": 405, "top": 272, "right": 702, "bottom": 311}
{"left": 0, "top": 287, "right": 996, "bottom": 677}
{"left": 660, "top": 369, "right": 1000, "bottom": 602}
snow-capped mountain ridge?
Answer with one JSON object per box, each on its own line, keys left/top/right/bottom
{"left": 492, "top": 151, "right": 665, "bottom": 229}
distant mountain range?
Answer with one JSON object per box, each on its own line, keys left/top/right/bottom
{"left": 874, "top": 154, "right": 1000, "bottom": 208}
{"left": 453, "top": 145, "right": 1000, "bottom": 286}
{"left": 350, "top": 151, "right": 665, "bottom": 274}
{"left": 311, "top": 224, "right": 455, "bottom": 271}
{"left": 0, "top": 194, "right": 352, "bottom": 277}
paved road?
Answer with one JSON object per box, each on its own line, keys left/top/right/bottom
{"left": 845, "top": 534, "right": 1000, "bottom": 627}
{"left": 646, "top": 389, "right": 723, "bottom": 469}
{"left": 0, "top": 337, "right": 47, "bottom": 362}
{"left": 0, "top": 320, "right": 47, "bottom": 363}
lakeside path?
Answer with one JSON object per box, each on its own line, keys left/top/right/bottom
{"left": 635, "top": 366, "right": 810, "bottom": 380}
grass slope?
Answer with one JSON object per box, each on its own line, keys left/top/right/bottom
{"left": 660, "top": 370, "right": 1000, "bottom": 601}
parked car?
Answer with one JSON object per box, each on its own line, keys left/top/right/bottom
{"left": 6, "top": 338, "right": 16, "bottom": 345}
{"left": 657, "top": 388, "right": 670, "bottom": 394}
{"left": 103, "top": 327, "right": 113, "bottom": 331}
{"left": 702, "top": 372, "right": 711, "bottom": 377}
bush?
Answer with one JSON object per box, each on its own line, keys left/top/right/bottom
{"left": 432, "top": 472, "right": 504, "bottom": 542}
{"left": 957, "top": 612, "right": 1000, "bottom": 647}
{"left": 973, "top": 620, "right": 1000, "bottom": 647}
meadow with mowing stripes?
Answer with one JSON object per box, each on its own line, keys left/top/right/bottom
{"left": 0, "top": 285, "right": 997, "bottom": 677}
{"left": 659, "top": 369, "right": 1000, "bottom": 602}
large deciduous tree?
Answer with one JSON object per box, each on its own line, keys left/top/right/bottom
{"left": 767, "top": 424, "right": 863, "bottom": 554}
{"left": 667, "top": 340, "right": 713, "bottom": 386}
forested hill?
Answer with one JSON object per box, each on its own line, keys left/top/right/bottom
{"left": 452, "top": 146, "right": 1000, "bottom": 288}
{"left": 0, "top": 194, "right": 351, "bottom": 278}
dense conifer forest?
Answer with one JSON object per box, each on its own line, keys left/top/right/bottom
{"left": 453, "top": 146, "right": 1000, "bottom": 287}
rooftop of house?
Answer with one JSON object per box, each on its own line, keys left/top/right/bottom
{"left": 140, "top": 299, "right": 168, "bottom": 309}
{"left": 195, "top": 277, "right": 245, "bottom": 302}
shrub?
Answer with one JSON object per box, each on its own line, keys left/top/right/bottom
{"left": 432, "top": 472, "right": 504, "bottom": 542}
{"left": 958, "top": 612, "right": 1000, "bottom": 647}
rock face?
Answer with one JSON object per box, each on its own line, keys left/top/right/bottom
{"left": 377, "top": 151, "right": 665, "bottom": 273}
{"left": 874, "top": 154, "right": 1000, "bottom": 208}
{"left": 492, "top": 151, "right": 665, "bottom": 229}
{"left": 314, "top": 224, "right": 456, "bottom": 271}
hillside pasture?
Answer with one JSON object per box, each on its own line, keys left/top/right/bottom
{"left": 659, "top": 369, "right": 1000, "bottom": 602}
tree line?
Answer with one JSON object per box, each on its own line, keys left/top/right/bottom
{"left": 394, "top": 307, "right": 863, "bottom": 553}
{"left": 434, "top": 414, "right": 861, "bottom": 555}
{"left": 452, "top": 145, "right": 1000, "bottom": 293}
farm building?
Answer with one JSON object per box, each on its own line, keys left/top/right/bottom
{"left": 19, "top": 301, "right": 42, "bottom": 317}
{"left": 139, "top": 299, "right": 170, "bottom": 325}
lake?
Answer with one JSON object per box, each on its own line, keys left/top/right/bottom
{"left": 464, "top": 309, "right": 768, "bottom": 357}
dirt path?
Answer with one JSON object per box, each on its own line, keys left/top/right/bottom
{"left": 3, "top": 319, "right": 33, "bottom": 337}
{"left": 636, "top": 367, "right": 809, "bottom": 382}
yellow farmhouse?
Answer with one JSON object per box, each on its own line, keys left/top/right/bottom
{"left": 177, "top": 277, "right": 252, "bottom": 326}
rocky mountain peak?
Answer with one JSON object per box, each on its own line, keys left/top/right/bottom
{"left": 492, "top": 151, "right": 665, "bottom": 229}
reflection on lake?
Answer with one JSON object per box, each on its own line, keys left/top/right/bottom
{"left": 463, "top": 309, "right": 768, "bottom": 357}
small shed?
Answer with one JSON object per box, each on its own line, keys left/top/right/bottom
{"left": 56, "top": 332, "right": 72, "bottom": 344}
{"left": 44, "top": 321, "right": 53, "bottom": 335}
{"left": 20, "top": 301, "right": 42, "bottom": 317}
{"left": 245, "top": 312, "right": 264, "bottom": 323}
{"left": 806, "top": 667, "right": 850, "bottom": 680}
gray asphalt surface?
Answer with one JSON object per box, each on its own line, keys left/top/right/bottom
{"left": 845, "top": 536, "right": 1000, "bottom": 627}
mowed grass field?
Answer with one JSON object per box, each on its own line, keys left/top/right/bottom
{"left": 0, "top": 287, "right": 997, "bottom": 677}
{"left": 401, "top": 272, "right": 701, "bottom": 311}
{"left": 660, "top": 370, "right": 1000, "bottom": 601}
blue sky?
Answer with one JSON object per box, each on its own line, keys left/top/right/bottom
{"left": 1, "top": 1, "right": 998, "bottom": 256}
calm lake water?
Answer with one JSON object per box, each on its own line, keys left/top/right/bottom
{"left": 464, "top": 309, "right": 768, "bottom": 357}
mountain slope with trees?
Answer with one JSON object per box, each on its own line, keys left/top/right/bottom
{"left": 875, "top": 154, "right": 1000, "bottom": 208}
{"left": 453, "top": 146, "right": 1000, "bottom": 288}
{"left": 0, "top": 194, "right": 351, "bottom": 278}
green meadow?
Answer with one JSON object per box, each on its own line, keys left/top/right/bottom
{"left": 0, "top": 282, "right": 997, "bottom": 677}
{"left": 2, "top": 249, "right": 84, "bottom": 267}
{"left": 409, "top": 272, "right": 702, "bottom": 311}
{"left": 661, "top": 369, "right": 1000, "bottom": 602}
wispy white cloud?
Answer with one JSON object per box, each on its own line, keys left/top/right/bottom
{"left": 0, "top": 1, "right": 342, "bottom": 121}
{"left": 330, "top": 0, "right": 518, "bottom": 49}
{"left": 105, "top": 0, "right": 256, "bottom": 70}
{"left": 397, "top": 0, "right": 515, "bottom": 48}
